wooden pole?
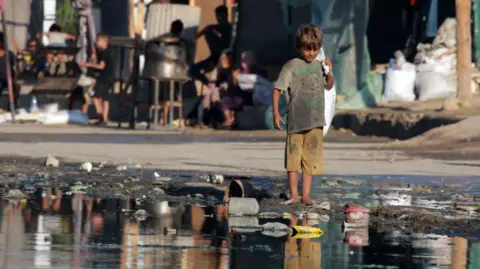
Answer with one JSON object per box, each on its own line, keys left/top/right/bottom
{"left": 129, "top": 0, "right": 135, "bottom": 39}
{"left": 1, "top": 11, "right": 16, "bottom": 122}
{"left": 135, "top": 0, "right": 145, "bottom": 39}
{"left": 456, "top": 0, "right": 473, "bottom": 106}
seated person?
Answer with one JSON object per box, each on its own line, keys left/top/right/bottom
{"left": 40, "top": 52, "right": 67, "bottom": 77}
{"left": 190, "top": 5, "right": 231, "bottom": 86}
{"left": 238, "top": 50, "right": 268, "bottom": 106}
{"left": 38, "top": 24, "right": 75, "bottom": 77}
{"left": 201, "top": 49, "right": 244, "bottom": 129}
{"left": 38, "top": 23, "right": 76, "bottom": 47}
{"left": 13, "top": 38, "right": 42, "bottom": 72}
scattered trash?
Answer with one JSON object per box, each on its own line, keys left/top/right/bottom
{"left": 37, "top": 110, "right": 89, "bottom": 125}
{"left": 259, "top": 212, "right": 282, "bottom": 219}
{"left": 79, "top": 162, "right": 93, "bottom": 173}
{"left": 116, "top": 165, "right": 127, "bottom": 171}
{"left": 261, "top": 222, "right": 291, "bottom": 237}
{"left": 133, "top": 209, "right": 148, "bottom": 221}
{"left": 228, "top": 179, "right": 255, "bottom": 198}
{"left": 98, "top": 161, "right": 107, "bottom": 169}
{"left": 313, "top": 200, "right": 331, "bottom": 210}
{"left": 344, "top": 204, "right": 370, "bottom": 228}
{"left": 228, "top": 197, "right": 259, "bottom": 216}
{"left": 344, "top": 228, "right": 369, "bottom": 247}
{"left": 152, "top": 187, "right": 165, "bottom": 195}
{"left": 299, "top": 212, "right": 330, "bottom": 225}
{"left": 380, "top": 192, "right": 412, "bottom": 206}
{"left": 69, "top": 184, "right": 88, "bottom": 194}
{"left": 203, "top": 174, "right": 224, "bottom": 184}
{"left": 44, "top": 155, "right": 60, "bottom": 167}
{"left": 229, "top": 216, "right": 260, "bottom": 233}
{"left": 4, "top": 189, "right": 26, "bottom": 200}
{"left": 163, "top": 227, "right": 177, "bottom": 235}
{"left": 128, "top": 176, "right": 141, "bottom": 182}
{"left": 291, "top": 225, "right": 324, "bottom": 236}
{"left": 153, "top": 172, "right": 172, "bottom": 183}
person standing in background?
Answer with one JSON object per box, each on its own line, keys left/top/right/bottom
{"left": 79, "top": 33, "right": 115, "bottom": 126}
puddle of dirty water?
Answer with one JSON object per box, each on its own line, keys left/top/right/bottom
{"left": 1, "top": 193, "right": 480, "bottom": 269}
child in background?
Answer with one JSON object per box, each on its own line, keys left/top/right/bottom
{"left": 38, "top": 24, "right": 76, "bottom": 77}
{"left": 38, "top": 23, "right": 76, "bottom": 47}
{"left": 272, "top": 24, "right": 334, "bottom": 205}
{"left": 79, "top": 33, "right": 114, "bottom": 126}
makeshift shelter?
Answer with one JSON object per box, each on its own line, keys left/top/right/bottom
{"left": 310, "top": 0, "right": 456, "bottom": 109}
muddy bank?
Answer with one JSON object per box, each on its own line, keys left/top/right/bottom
{"left": 1, "top": 156, "right": 479, "bottom": 237}
{"left": 368, "top": 116, "right": 480, "bottom": 160}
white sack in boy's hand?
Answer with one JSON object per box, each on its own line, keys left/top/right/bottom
{"left": 316, "top": 47, "right": 336, "bottom": 137}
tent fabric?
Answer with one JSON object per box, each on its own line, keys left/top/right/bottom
{"left": 312, "top": 0, "right": 381, "bottom": 109}
{"left": 0, "top": 0, "right": 30, "bottom": 51}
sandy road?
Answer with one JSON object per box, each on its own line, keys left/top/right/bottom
{"left": 0, "top": 124, "right": 478, "bottom": 176}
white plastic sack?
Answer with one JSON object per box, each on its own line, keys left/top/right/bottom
{"left": 37, "top": 110, "right": 89, "bottom": 125}
{"left": 323, "top": 85, "right": 336, "bottom": 137}
{"left": 415, "top": 68, "right": 456, "bottom": 101}
{"left": 238, "top": 74, "right": 274, "bottom": 106}
{"left": 383, "top": 63, "right": 416, "bottom": 102}
{"left": 316, "top": 48, "right": 336, "bottom": 137}
{"left": 41, "top": 103, "right": 59, "bottom": 113}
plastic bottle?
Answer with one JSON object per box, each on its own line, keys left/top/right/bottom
{"left": 209, "top": 174, "right": 224, "bottom": 184}
{"left": 30, "top": 96, "right": 39, "bottom": 113}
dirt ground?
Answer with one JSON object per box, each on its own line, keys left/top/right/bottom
{"left": 0, "top": 155, "right": 479, "bottom": 237}
{"left": 0, "top": 122, "right": 479, "bottom": 237}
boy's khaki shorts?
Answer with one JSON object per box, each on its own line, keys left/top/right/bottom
{"left": 285, "top": 128, "right": 323, "bottom": 175}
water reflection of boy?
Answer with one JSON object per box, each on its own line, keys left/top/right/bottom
{"left": 283, "top": 216, "right": 321, "bottom": 269}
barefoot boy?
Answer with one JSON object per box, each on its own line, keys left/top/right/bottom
{"left": 272, "top": 24, "right": 334, "bottom": 205}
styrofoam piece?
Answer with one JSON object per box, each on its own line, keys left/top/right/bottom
{"left": 228, "top": 197, "right": 259, "bottom": 216}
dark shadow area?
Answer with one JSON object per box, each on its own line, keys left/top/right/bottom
{"left": 332, "top": 112, "right": 462, "bottom": 140}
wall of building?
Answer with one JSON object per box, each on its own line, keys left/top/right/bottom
{"left": 1, "top": 0, "right": 31, "bottom": 51}
{"left": 192, "top": 0, "right": 225, "bottom": 62}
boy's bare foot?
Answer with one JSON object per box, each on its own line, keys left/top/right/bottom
{"left": 282, "top": 197, "right": 300, "bottom": 205}
{"left": 302, "top": 196, "right": 313, "bottom": 206}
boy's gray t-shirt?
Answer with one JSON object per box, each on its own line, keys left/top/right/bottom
{"left": 274, "top": 57, "right": 327, "bottom": 134}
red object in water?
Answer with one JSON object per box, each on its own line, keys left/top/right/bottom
{"left": 344, "top": 205, "right": 370, "bottom": 213}
{"left": 344, "top": 205, "right": 370, "bottom": 225}
{"left": 410, "top": 0, "right": 416, "bottom": 6}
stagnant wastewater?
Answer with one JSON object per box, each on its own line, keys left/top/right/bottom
{"left": 1, "top": 192, "right": 479, "bottom": 269}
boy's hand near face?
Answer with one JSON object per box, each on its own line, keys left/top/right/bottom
{"left": 323, "top": 59, "right": 334, "bottom": 90}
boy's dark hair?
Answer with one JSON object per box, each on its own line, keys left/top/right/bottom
{"left": 215, "top": 5, "right": 228, "bottom": 15}
{"left": 49, "top": 23, "right": 62, "bottom": 32}
{"left": 296, "top": 24, "right": 322, "bottom": 50}
{"left": 97, "top": 32, "right": 110, "bottom": 42}
{"left": 170, "top": 20, "right": 184, "bottom": 36}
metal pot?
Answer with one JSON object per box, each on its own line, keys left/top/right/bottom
{"left": 142, "top": 38, "right": 188, "bottom": 80}
{"left": 143, "top": 59, "right": 187, "bottom": 80}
